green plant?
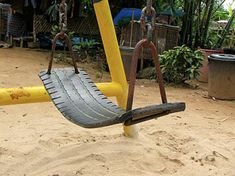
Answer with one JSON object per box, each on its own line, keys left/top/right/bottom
{"left": 160, "top": 45, "right": 203, "bottom": 84}
{"left": 51, "top": 25, "right": 75, "bottom": 38}
{"left": 46, "top": 0, "right": 59, "bottom": 22}
{"left": 73, "top": 40, "right": 100, "bottom": 61}
{"left": 215, "top": 9, "right": 235, "bottom": 48}
{"left": 212, "top": 9, "right": 229, "bottom": 21}
{"left": 80, "top": 0, "right": 93, "bottom": 16}
{"left": 51, "top": 25, "right": 60, "bottom": 37}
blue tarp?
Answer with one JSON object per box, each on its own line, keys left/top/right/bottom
{"left": 113, "top": 8, "right": 142, "bottom": 26}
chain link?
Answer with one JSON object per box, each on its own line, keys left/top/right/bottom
{"left": 59, "top": 0, "right": 67, "bottom": 33}
{"left": 140, "top": 0, "right": 156, "bottom": 42}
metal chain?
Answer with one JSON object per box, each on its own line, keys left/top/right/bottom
{"left": 140, "top": 0, "right": 156, "bottom": 42}
{"left": 59, "top": 0, "right": 67, "bottom": 33}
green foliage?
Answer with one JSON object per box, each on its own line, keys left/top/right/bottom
{"left": 68, "top": 31, "right": 75, "bottom": 39}
{"left": 51, "top": 25, "right": 74, "bottom": 39}
{"left": 80, "top": 0, "right": 93, "bottom": 14}
{"left": 179, "top": 0, "right": 233, "bottom": 49}
{"left": 154, "top": 0, "right": 182, "bottom": 14}
{"left": 73, "top": 40, "right": 99, "bottom": 51}
{"left": 73, "top": 40, "right": 100, "bottom": 60}
{"left": 206, "top": 27, "right": 221, "bottom": 49}
{"left": 51, "top": 25, "right": 60, "bottom": 37}
{"left": 213, "top": 10, "right": 229, "bottom": 21}
{"left": 46, "top": 0, "right": 59, "bottom": 22}
{"left": 160, "top": 45, "right": 203, "bottom": 84}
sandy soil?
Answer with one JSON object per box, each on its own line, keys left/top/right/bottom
{"left": 0, "top": 48, "right": 235, "bottom": 176}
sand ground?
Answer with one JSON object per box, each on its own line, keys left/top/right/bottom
{"left": 0, "top": 48, "right": 235, "bottom": 176}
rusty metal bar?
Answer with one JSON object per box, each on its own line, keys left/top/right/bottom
{"left": 47, "top": 32, "right": 79, "bottom": 74}
{"left": 47, "top": 0, "right": 78, "bottom": 75}
{"left": 126, "top": 39, "right": 167, "bottom": 111}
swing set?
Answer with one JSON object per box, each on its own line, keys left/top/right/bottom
{"left": 0, "top": 0, "right": 185, "bottom": 137}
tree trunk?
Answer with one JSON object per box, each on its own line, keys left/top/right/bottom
{"left": 188, "top": 1, "right": 195, "bottom": 47}
{"left": 201, "top": 0, "right": 215, "bottom": 48}
{"left": 180, "top": 0, "right": 190, "bottom": 45}
{"left": 194, "top": 0, "right": 202, "bottom": 48}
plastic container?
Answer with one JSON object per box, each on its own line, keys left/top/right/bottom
{"left": 120, "top": 46, "right": 135, "bottom": 81}
{"left": 208, "top": 54, "right": 235, "bottom": 100}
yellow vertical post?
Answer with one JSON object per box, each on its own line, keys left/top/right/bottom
{"left": 93, "top": 0, "right": 127, "bottom": 106}
{"left": 93, "top": 0, "right": 138, "bottom": 137}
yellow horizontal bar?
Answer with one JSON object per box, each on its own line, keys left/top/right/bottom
{"left": 0, "top": 82, "right": 123, "bottom": 106}
{"left": 0, "top": 87, "right": 50, "bottom": 105}
{"left": 96, "top": 82, "right": 123, "bottom": 97}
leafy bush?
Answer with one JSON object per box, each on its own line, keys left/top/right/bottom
{"left": 160, "top": 45, "right": 203, "bottom": 83}
{"left": 73, "top": 40, "right": 100, "bottom": 61}
{"left": 46, "top": 0, "right": 59, "bottom": 22}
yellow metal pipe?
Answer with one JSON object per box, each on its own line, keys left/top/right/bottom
{"left": 96, "top": 82, "right": 123, "bottom": 97}
{"left": 0, "top": 82, "right": 123, "bottom": 106}
{"left": 93, "top": 0, "right": 128, "bottom": 108}
{"left": 94, "top": 0, "right": 137, "bottom": 137}
{"left": 0, "top": 87, "right": 50, "bottom": 105}
{"left": 0, "top": 84, "right": 138, "bottom": 137}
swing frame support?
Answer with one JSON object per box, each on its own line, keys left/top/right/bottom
{"left": 0, "top": 0, "right": 138, "bottom": 137}
{"left": 0, "top": 0, "right": 177, "bottom": 138}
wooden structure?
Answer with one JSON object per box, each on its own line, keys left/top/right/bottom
{"left": 0, "top": 0, "right": 100, "bottom": 47}
{"left": 34, "top": 15, "right": 100, "bottom": 37}
{"left": 120, "top": 21, "right": 180, "bottom": 54}
{"left": 119, "top": 21, "right": 180, "bottom": 79}
{"left": 0, "top": 3, "right": 10, "bottom": 40}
